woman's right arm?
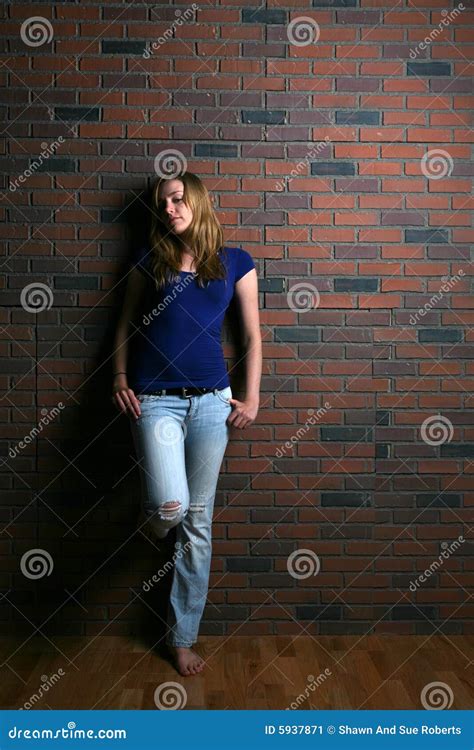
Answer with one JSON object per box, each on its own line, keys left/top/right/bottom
{"left": 111, "top": 268, "right": 147, "bottom": 420}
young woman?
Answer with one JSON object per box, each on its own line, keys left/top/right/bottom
{"left": 112, "top": 172, "right": 261, "bottom": 676}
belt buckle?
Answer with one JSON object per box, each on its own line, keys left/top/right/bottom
{"left": 181, "top": 386, "right": 190, "bottom": 398}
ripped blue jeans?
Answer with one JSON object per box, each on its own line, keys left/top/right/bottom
{"left": 129, "top": 385, "right": 232, "bottom": 648}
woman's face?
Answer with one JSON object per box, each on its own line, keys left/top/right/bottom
{"left": 157, "top": 179, "right": 193, "bottom": 235}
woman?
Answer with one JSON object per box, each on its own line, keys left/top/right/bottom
{"left": 112, "top": 172, "right": 261, "bottom": 676}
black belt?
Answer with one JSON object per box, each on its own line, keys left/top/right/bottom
{"left": 142, "top": 386, "right": 220, "bottom": 398}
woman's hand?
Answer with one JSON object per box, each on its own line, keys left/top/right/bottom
{"left": 112, "top": 375, "right": 141, "bottom": 420}
{"left": 227, "top": 397, "right": 259, "bottom": 430}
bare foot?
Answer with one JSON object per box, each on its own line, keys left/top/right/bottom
{"left": 167, "top": 645, "right": 205, "bottom": 676}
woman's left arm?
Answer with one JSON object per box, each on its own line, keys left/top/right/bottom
{"left": 229, "top": 269, "right": 261, "bottom": 428}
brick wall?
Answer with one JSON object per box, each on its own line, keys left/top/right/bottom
{"left": 2, "top": 2, "right": 472, "bottom": 639}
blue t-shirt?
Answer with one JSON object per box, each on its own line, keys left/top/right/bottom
{"left": 126, "top": 245, "right": 256, "bottom": 393}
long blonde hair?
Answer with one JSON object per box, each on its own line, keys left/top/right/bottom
{"left": 149, "top": 172, "right": 226, "bottom": 290}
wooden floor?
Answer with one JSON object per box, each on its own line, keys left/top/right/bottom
{"left": 1, "top": 634, "right": 473, "bottom": 710}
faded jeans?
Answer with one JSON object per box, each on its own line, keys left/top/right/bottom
{"left": 129, "top": 385, "right": 232, "bottom": 647}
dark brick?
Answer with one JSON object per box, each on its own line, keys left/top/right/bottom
{"left": 405, "top": 229, "right": 449, "bottom": 243}
{"left": 376, "top": 410, "right": 390, "bottom": 426}
{"left": 390, "top": 606, "right": 437, "bottom": 620}
{"left": 440, "top": 444, "right": 474, "bottom": 458}
{"left": 321, "top": 427, "right": 371, "bottom": 442}
{"left": 242, "top": 110, "right": 286, "bottom": 124}
{"left": 259, "top": 278, "right": 284, "bottom": 293}
{"left": 418, "top": 329, "right": 463, "bottom": 343}
{"left": 296, "top": 606, "right": 342, "bottom": 620}
{"left": 376, "top": 444, "right": 389, "bottom": 458}
{"left": 54, "top": 276, "right": 99, "bottom": 290}
{"left": 311, "top": 161, "right": 355, "bottom": 175}
{"left": 102, "top": 40, "right": 145, "bottom": 54}
{"left": 334, "top": 278, "right": 378, "bottom": 292}
{"left": 226, "top": 558, "right": 272, "bottom": 572}
{"left": 407, "top": 62, "right": 451, "bottom": 77}
{"left": 415, "top": 493, "right": 461, "bottom": 508}
{"left": 242, "top": 9, "right": 287, "bottom": 23}
{"left": 55, "top": 107, "right": 99, "bottom": 122}
{"left": 35, "top": 158, "right": 76, "bottom": 173}
{"left": 195, "top": 144, "right": 238, "bottom": 157}
{"left": 275, "top": 327, "right": 320, "bottom": 342}
{"left": 335, "top": 110, "right": 379, "bottom": 125}
{"left": 321, "top": 492, "right": 369, "bottom": 507}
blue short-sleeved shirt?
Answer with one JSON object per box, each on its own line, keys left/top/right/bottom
{"left": 126, "top": 245, "right": 256, "bottom": 394}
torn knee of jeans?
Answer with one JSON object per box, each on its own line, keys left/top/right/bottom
{"left": 188, "top": 502, "right": 205, "bottom": 512}
{"left": 159, "top": 501, "right": 181, "bottom": 520}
